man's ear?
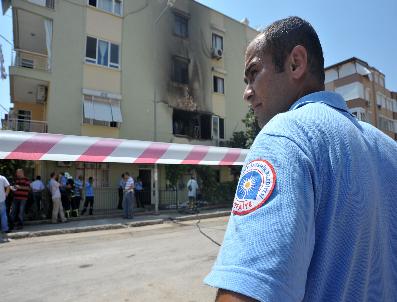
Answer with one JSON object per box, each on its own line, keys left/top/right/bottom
{"left": 287, "top": 45, "right": 308, "bottom": 80}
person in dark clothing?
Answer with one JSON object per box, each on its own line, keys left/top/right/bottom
{"left": 10, "top": 169, "right": 31, "bottom": 230}
{"left": 64, "top": 178, "right": 74, "bottom": 218}
{"left": 71, "top": 175, "right": 83, "bottom": 217}
{"left": 117, "top": 174, "right": 125, "bottom": 210}
{"left": 81, "top": 177, "right": 94, "bottom": 216}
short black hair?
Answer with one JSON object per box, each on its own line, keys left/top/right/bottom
{"left": 257, "top": 16, "right": 324, "bottom": 84}
{"left": 50, "top": 172, "right": 55, "bottom": 178}
{"left": 36, "top": 175, "right": 41, "bottom": 180}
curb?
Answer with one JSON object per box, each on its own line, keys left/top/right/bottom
{"left": 5, "top": 211, "right": 230, "bottom": 240}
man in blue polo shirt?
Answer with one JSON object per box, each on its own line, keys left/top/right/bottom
{"left": 204, "top": 17, "right": 397, "bottom": 301}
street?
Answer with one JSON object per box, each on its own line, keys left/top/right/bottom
{"left": 0, "top": 217, "right": 228, "bottom": 302}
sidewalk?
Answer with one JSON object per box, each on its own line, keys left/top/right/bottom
{"left": 3, "top": 208, "right": 231, "bottom": 240}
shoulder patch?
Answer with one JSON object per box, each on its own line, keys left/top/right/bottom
{"left": 232, "top": 159, "right": 276, "bottom": 215}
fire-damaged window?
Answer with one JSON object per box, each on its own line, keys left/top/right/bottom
{"left": 173, "top": 110, "right": 211, "bottom": 140}
{"left": 172, "top": 57, "right": 189, "bottom": 84}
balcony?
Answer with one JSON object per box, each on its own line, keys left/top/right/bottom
{"left": 12, "top": 49, "right": 50, "bottom": 72}
{"left": 26, "top": 0, "right": 54, "bottom": 9}
{"left": 5, "top": 118, "right": 48, "bottom": 133}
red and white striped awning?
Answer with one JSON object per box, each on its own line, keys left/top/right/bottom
{"left": 0, "top": 130, "right": 248, "bottom": 166}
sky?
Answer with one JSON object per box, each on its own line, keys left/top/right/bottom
{"left": 1, "top": 0, "right": 396, "bottom": 119}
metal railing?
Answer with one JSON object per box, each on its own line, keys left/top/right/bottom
{"left": 12, "top": 49, "right": 50, "bottom": 72}
{"left": 5, "top": 118, "right": 48, "bottom": 133}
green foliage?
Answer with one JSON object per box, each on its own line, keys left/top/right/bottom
{"left": 226, "top": 131, "right": 247, "bottom": 148}
{"left": 225, "top": 108, "right": 261, "bottom": 149}
{"left": 165, "top": 165, "right": 188, "bottom": 187}
{"left": 242, "top": 108, "right": 261, "bottom": 148}
{"left": 0, "top": 160, "right": 35, "bottom": 180}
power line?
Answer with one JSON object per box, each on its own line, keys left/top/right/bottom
{"left": 0, "top": 34, "right": 12, "bottom": 46}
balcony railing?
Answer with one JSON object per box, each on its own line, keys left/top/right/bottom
{"left": 27, "top": 0, "right": 54, "bottom": 9}
{"left": 12, "top": 49, "right": 50, "bottom": 72}
{"left": 5, "top": 119, "right": 48, "bottom": 133}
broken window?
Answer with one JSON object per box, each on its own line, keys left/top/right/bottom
{"left": 173, "top": 57, "right": 189, "bottom": 84}
{"left": 172, "top": 110, "right": 211, "bottom": 140}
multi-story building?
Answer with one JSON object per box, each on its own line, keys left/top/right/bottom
{"left": 325, "top": 57, "right": 397, "bottom": 140}
{"left": 1, "top": 0, "right": 258, "bottom": 206}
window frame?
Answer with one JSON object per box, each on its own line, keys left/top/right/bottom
{"left": 212, "top": 33, "right": 223, "bottom": 50}
{"left": 82, "top": 95, "right": 121, "bottom": 127}
{"left": 173, "top": 13, "right": 189, "bottom": 38}
{"left": 172, "top": 56, "right": 189, "bottom": 85}
{"left": 87, "top": 0, "right": 123, "bottom": 16}
{"left": 85, "top": 36, "right": 120, "bottom": 69}
{"left": 219, "top": 118, "right": 225, "bottom": 140}
{"left": 213, "top": 76, "right": 225, "bottom": 94}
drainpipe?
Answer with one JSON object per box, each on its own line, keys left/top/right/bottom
{"left": 154, "top": 164, "right": 159, "bottom": 214}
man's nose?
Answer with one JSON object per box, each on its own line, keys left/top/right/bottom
{"left": 243, "top": 85, "right": 254, "bottom": 102}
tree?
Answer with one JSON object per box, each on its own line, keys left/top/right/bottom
{"left": 225, "top": 108, "right": 261, "bottom": 149}
{"left": 242, "top": 108, "right": 261, "bottom": 148}
{"left": 0, "top": 159, "right": 35, "bottom": 181}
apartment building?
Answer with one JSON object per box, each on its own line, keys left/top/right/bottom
{"left": 1, "top": 0, "right": 258, "bottom": 205}
{"left": 2, "top": 0, "right": 257, "bottom": 143}
{"left": 325, "top": 57, "right": 397, "bottom": 140}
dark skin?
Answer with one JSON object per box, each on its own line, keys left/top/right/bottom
{"left": 243, "top": 35, "right": 322, "bottom": 128}
{"left": 214, "top": 37, "right": 323, "bottom": 302}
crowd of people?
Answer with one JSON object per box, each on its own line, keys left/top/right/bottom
{"left": 0, "top": 167, "right": 201, "bottom": 234}
{"left": 0, "top": 169, "right": 98, "bottom": 233}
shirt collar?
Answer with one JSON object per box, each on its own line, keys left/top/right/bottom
{"left": 289, "top": 91, "right": 352, "bottom": 116}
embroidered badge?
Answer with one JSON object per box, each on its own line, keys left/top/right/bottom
{"left": 232, "top": 160, "right": 276, "bottom": 215}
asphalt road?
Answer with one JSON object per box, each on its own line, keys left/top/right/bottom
{"left": 0, "top": 217, "right": 228, "bottom": 302}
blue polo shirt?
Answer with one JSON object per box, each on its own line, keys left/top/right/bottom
{"left": 205, "top": 91, "right": 397, "bottom": 301}
{"left": 85, "top": 181, "right": 94, "bottom": 197}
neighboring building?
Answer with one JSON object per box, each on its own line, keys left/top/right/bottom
{"left": 1, "top": 0, "right": 258, "bottom": 206}
{"left": 325, "top": 57, "right": 397, "bottom": 140}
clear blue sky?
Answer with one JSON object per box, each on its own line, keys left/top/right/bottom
{"left": 1, "top": 0, "right": 396, "bottom": 119}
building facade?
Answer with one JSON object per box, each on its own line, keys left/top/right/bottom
{"left": 3, "top": 0, "right": 257, "bottom": 144}
{"left": 1, "top": 0, "right": 258, "bottom": 207}
{"left": 325, "top": 57, "right": 397, "bottom": 140}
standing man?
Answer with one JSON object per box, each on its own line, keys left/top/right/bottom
{"left": 49, "top": 172, "right": 67, "bottom": 224}
{"left": 205, "top": 17, "right": 397, "bottom": 301}
{"left": 30, "top": 175, "right": 45, "bottom": 219}
{"left": 117, "top": 174, "right": 125, "bottom": 210}
{"left": 81, "top": 177, "right": 94, "bottom": 216}
{"left": 134, "top": 177, "right": 143, "bottom": 208}
{"left": 187, "top": 175, "right": 199, "bottom": 213}
{"left": 10, "top": 169, "right": 30, "bottom": 229}
{"left": 123, "top": 172, "right": 134, "bottom": 219}
{"left": 71, "top": 175, "right": 83, "bottom": 217}
{"left": 0, "top": 174, "right": 10, "bottom": 233}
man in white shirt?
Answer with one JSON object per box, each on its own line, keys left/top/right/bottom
{"left": 30, "top": 175, "right": 45, "bottom": 219}
{"left": 187, "top": 175, "right": 199, "bottom": 212}
{"left": 0, "top": 174, "right": 10, "bottom": 233}
{"left": 123, "top": 172, "right": 134, "bottom": 219}
{"left": 49, "top": 172, "right": 67, "bottom": 224}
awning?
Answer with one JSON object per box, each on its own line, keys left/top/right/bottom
{"left": 0, "top": 130, "right": 248, "bottom": 165}
{"left": 93, "top": 101, "right": 112, "bottom": 122}
{"left": 110, "top": 102, "right": 123, "bottom": 123}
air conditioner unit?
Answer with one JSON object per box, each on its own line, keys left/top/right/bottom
{"left": 211, "top": 47, "right": 223, "bottom": 60}
{"left": 36, "top": 85, "right": 47, "bottom": 103}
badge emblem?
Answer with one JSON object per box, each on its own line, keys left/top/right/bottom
{"left": 232, "top": 160, "right": 276, "bottom": 215}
